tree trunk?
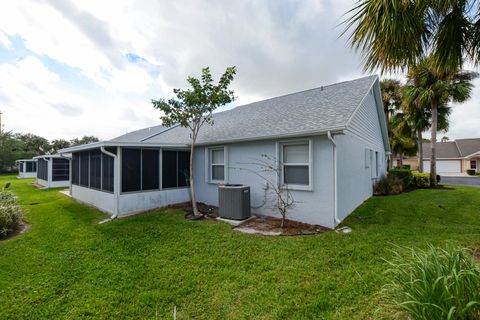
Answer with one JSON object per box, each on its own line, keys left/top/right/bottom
{"left": 190, "top": 133, "right": 200, "bottom": 217}
{"left": 417, "top": 129, "right": 423, "bottom": 173}
{"left": 399, "top": 153, "right": 404, "bottom": 167}
{"left": 430, "top": 102, "right": 438, "bottom": 187}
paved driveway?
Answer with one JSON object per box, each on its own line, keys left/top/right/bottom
{"left": 441, "top": 176, "right": 480, "bottom": 188}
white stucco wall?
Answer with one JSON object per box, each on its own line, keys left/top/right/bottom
{"left": 71, "top": 185, "right": 116, "bottom": 214}
{"left": 18, "top": 172, "right": 36, "bottom": 179}
{"left": 193, "top": 136, "right": 336, "bottom": 228}
{"left": 118, "top": 188, "right": 190, "bottom": 215}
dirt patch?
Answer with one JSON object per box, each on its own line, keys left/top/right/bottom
{"left": 167, "top": 202, "right": 219, "bottom": 220}
{"left": 234, "top": 216, "right": 330, "bottom": 236}
{"left": 0, "top": 222, "right": 31, "bottom": 241}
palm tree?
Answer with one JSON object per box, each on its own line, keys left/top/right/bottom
{"left": 401, "top": 58, "right": 476, "bottom": 185}
{"left": 343, "top": 0, "right": 480, "bottom": 72}
{"left": 380, "top": 79, "right": 403, "bottom": 168}
{"left": 389, "top": 113, "right": 417, "bottom": 167}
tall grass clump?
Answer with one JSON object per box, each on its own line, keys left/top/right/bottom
{"left": 384, "top": 245, "right": 480, "bottom": 320}
{"left": 0, "top": 191, "right": 23, "bottom": 238}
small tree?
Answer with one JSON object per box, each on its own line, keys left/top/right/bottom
{"left": 152, "top": 67, "right": 236, "bottom": 216}
{"left": 237, "top": 154, "right": 295, "bottom": 228}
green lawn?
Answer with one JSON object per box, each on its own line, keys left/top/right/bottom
{"left": 1, "top": 175, "right": 480, "bottom": 319}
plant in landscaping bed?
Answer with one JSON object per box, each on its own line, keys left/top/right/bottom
{"left": 383, "top": 245, "right": 480, "bottom": 320}
{"left": 373, "top": 175, "right": 403, "bottom": 195}
{"left": 387, "top": 168, "right": 413, "bottom": 188}
{"left": 467, "top": 169, "right": 476, "bottom": 176}
{"left": 411, "top": 172, "right": 430, "bottom": 188}
{"left": 0, "top": 191, "right": 23, "bottom": 238}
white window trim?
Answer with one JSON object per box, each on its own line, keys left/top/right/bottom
{"left": 279, "top": 139, "right": 313, "bottom": 191}
{"left": 205, "top": 146, "right": 228, "bottom": 184}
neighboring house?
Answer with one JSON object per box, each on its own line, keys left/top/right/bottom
{"left": 15, "top": 159, "right": 37, "bottom": 179}
{"left": 33, "top": 154, "right": 71, "bottom": 188}
{"left": 59, "top": 75, "right": 389, "bottom": 228}
{"left": 393, "top": 139, "right": 480, "bottom": 174}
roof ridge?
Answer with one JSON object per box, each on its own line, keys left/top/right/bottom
{"left": 211, "top": 75, "right": 378, "bottom": 116}
{"left": 454, "top": 140, "right": 463, "bottom": 157}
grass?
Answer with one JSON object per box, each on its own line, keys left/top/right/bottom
{"left": 1, "top": 175, "right": 480, "bottom": 319}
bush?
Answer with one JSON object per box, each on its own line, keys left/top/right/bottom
{"left": 387, "top": 168, "right": 413, "bottom": 188}
{"left": 0, "top": 191, "right": 23, "bottom": 238}
{"left": 373, "top": 175, "right": 403, "bottom": 195}
{"left": 401, "top": 164, "right": 411, "bottom": 170}
{"left": 467, "top": 169, "right": 476, "bottom": 176}
{"left": 411, "top": 172, "right": 430, "bottom": 188}
{"left": 384, "top": 245, "right": 480, "bottom": 320}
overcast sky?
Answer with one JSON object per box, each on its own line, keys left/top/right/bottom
{"left": 0, "top": 0, "right": 479, "bottom": 141}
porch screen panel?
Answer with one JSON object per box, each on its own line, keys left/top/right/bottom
{"left": 52, "top": 158, "right": 69, "bottom": 181}
{"left": 37, "top": 159, "right": 48, "bottom": 180}
{"left": 72, "top": 153, "right": 80, "bottom": 185}
{"left": 162, "top": 151, "right": 177, "bottom": 188}
{"left": 102, "top": 153, "right": 114, "bottom": 192}
{"left": 177, "top": 151, "right": 190, "bottom": 187}
{"left": 80, "top": 152, "right": 89, "bottom": 187}
{"left": 26, "top": 161, "right": 36, "bottom": 172}
{"left": 142, "top": 149, "right": 159, "bottom": 190}
{"left": 19, "top": 163, "right": 24, "bottom": 173}
{"left": 89, "top": 150, "right": 101, "bottom": 189}
{"left": 121, "top": 148, "right": 141, "bottom": 192}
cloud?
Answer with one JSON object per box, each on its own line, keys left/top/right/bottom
{"left": 0, "top": 0, "right": 478, "bottom": 141}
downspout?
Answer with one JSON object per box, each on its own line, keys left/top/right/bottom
{"left": 327, "top": 131, "right": 341, "bottom": 226}
{"left": 101, "top": 147, "right": 119, "bottom": 219}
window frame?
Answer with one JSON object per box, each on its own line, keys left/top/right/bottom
{"left": 471, "top": 159, "right": 478, "bottom": 170}
{"left": 279, "top": 139, "right": 313, "bottom": 191}
{"left": 206, "top": 147, "right": 227, "bottom": 183}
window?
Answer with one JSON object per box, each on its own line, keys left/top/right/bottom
{"left": 121, "top": 148, "right": 141, "bottom": 192}
{"left": 52, "top": 158, "right": 69, "bottom": 181}
{"left": 19, "top": 163, "right": 24, "bottom": 173}
{"left": 37, "top": 159, "right": 48, "bottom": 180}
{"left": 142, "top": 149, "right": 159, "bottom": 190}
{"left": 374, "top": 151, "right": 379, "bottom": 178}
{"left": 162, "top": 150, "right": 191, "bottom": 189}
{"left": 80, "top": 152, "right": 89, "bottom": 187}
{"left": 72, "top": 153, "right": 80, "bottom": 185}
{"left": 26, "top": 161, "right": 36, "bottom": 172}
{"left": 102, "top": 153, "right": 114, "bottom": 192}
{"left": 281, "top": 142, "right": 310, "bottom": 186}
{"left": 89, "top": 150, "right": 101, "bottom": 189}
{"left": 210, "top": 148, "right": 225, "bottom": 181}
{"left": 471, "top": 160, "right": 478, "bottom": 170}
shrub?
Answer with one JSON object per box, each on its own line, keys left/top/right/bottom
{"left": 373, "top": 175, "right": 403, "bottom": 195}
{"left": 401, "top": 164, "right": 411, "bottom": 170}
{"left": 387, "top": 168, "right": 413, "bottom": 188}
{"left": 384, "top": 245, "right": 480, "bottom": 320}
{"left": 0, "top": 191, "right": 23, "bottom": 238}
{"left": 411, "top": 172, "right": 430, "bottom": 188}
{"left": 467, "top": 169, "right": 476, "bottom": 176}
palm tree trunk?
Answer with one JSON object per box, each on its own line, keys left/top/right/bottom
{"left": 430, "top": 102, "right": 438, "bottom": 186}
{"left": 417, "top": 129, "right": 423, "bottom": 173}
{"left": 190, "top": 133, "right": 200, "bottom": 217}
{"left": 399, "top": 153, "right": 403, "bottom": 167}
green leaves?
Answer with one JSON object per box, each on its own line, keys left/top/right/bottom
{"left": 343, "top": 0, "right": 480, "bottom": 72}
{"left": 152, "top": 67, "right": 237, "bottom": 132}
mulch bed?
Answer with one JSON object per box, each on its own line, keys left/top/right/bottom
{"left": 234, "top": 216, "right": 330, "bottom": 236}
{"left": 0, "top": 222, "right": 31, "bottom": 241}
{"left": 167, "top": 202, "right": 219, "bottom": 220}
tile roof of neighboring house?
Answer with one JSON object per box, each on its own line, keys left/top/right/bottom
{"left": 420, "top": 138, "right": 480, "bottom": 159}
{"left": 116, "top": 75, "right": 379, "bottom": 145}
{"left": 60, "top": 75, "right": 387, "bottom": 153}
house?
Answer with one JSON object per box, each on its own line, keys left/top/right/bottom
{"left": 33, "top": 154, "right": 71, "bottom": 188}
{"left": 394, "top": 139, "right": 480, "bottom": 174}
{"left": 15, "top": 159, "right": 37, "bottom": 179}
{"left": 59, "top": 75, "right": 389, "bottom": 228}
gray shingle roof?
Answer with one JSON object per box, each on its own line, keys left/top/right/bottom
{"left": 112, "top": 75, "right": 379, "bottom": 145}
{"left": 455, "top": 138, "right": 480, "bottom": 157}
{"left": 422, "top": 141, "right": 461, "bottom": 158}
